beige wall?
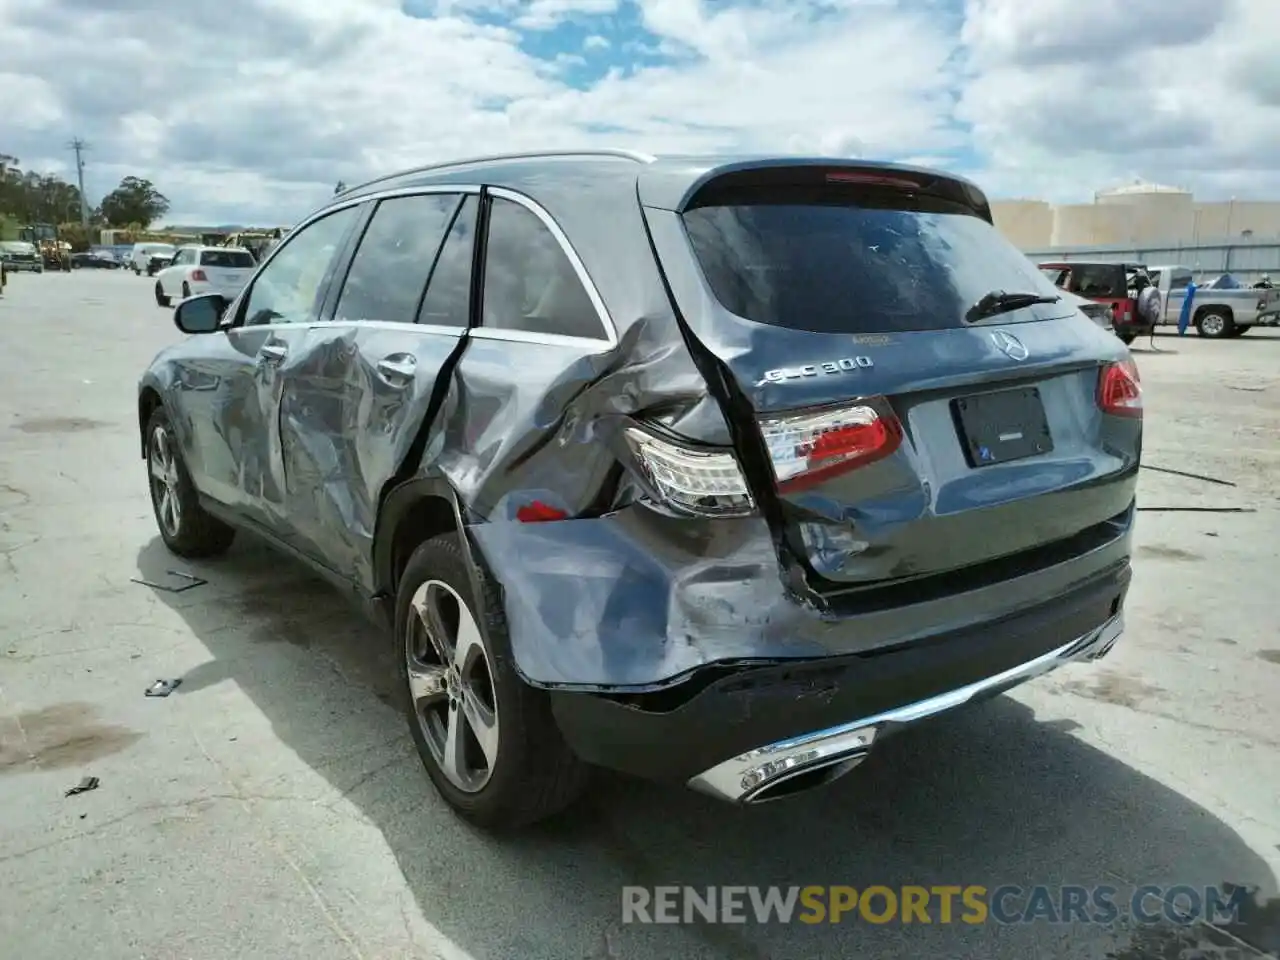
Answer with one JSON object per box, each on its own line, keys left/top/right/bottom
{"left": 993, "top": 191, "right": 1280, "bottom": 249}
{"left": 990, "top": 200, "right": 1053, "bottom": 248}
{"left": 1052, "top": 204, "right": 1131, "bottom": 246}
{"left": 1191, "top": 201, "right": 1280, "bottom": 240}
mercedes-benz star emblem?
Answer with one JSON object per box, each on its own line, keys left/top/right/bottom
{"left": 991, "top": 330, "right": 1029, "bottom": 361}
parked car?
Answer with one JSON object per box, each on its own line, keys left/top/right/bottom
{"left": 1145, "top": 264, "right": 1273, "bottom": 338}
{"left": 153, "top": 245, "right": 256, "bottom": 306}
{"left": 129, "top": 242, "right": 176, "bottom": 275}
{"left": 72, "top": 250, "right": 123, "bottom": 269}
{"left": 0, "top": 240, "right": 44, "bottom": 273}
{"left": 1038, "top": 260, "right": 1148, "bottom": 343}
{"left": 138, "top": 150, "right": 1139, "bottom": 829}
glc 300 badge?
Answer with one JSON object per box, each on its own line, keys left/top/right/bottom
{"left": 763, "top": 357, "right": 874, "bottom": 382}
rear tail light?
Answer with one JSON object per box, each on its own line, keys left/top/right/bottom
{"left": 624, "top": 400, "right": 904, "bottom": 516}
{"left": 758, "top": 401, "right": 903, "bottom": 493}
{"left": 515, "top": 501, "right": 568, "bottom": 523}
{"left": 623, "top": 427, "right": 755, "bottom": 518}
{"left": 1097, "top": 360, "right": 1142, "bottom": 418}
{"left": 190, "top": 269, "right": 207, "bottom": 282}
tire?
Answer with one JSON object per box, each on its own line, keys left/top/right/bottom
{"left": 1117, "top": 332, "right": 1137, "bottom": 345}
{"left": 181, "top": 281, "right": 191, "bottom": 300}
{"left": 1195, "top": 310, "right": 1234, "bottom": 338}
{"left": 145, "top": 407, "right": 235, "bottom": 558}
{"left": 396, "top": 533, "right": 589, "bottom": 829}
{"left": 155, "top": 282, "right": 171, "bottom": 308}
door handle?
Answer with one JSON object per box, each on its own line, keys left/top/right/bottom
{"left": 259, "top": 343, "right": 287, "bottom": 363}
{"left": 375, "top": 355, "right": 417, "bottom": 384}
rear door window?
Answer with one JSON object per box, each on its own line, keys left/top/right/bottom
{"left": 683, "top": 196, "right": 1066, "bottom": 332}
{"left": 416, "top": 196, "right": 477, "bottom": 328}
{"left": 201, "top": 249, "right": 256, "bottom": 268}
{"left": 480, "top": 196, "right": 606, "bottom": 340}
{"left": 334, "top": 193, "right": 461, "bottom": 324}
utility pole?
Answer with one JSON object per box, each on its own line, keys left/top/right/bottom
{"left": 67, "top": 137, "right": 91, "bottom": 225}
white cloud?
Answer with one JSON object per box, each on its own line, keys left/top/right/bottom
{"left": 958, "top": 0, "right": 1280, "bottom": 201}
{"left": 514, "top": 0, "right": 620, "bottom": 29}
{"left": 0, "top": 0, "right": 1275, "bottom": 223}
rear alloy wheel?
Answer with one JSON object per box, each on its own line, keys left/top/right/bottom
{"left": 397, "top": 534, "right": 588, "bottom": 829}
{"left": 1195, "top": 311, "right": 1234, "bottom": 338}
{"left": 145, "top": 408, "right": 235, "bottom": 557}
{"left": 155, "top": 282, "right": 171, "bottom": 308}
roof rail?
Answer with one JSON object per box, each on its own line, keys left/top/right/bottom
{"left": 339, "top": 148, "right": 657, "bottom": 196}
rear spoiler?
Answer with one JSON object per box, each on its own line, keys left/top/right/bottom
{"left": 638, "top": 158, "right": 993, "bottom": 223}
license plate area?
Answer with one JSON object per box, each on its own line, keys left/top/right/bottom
{"left": 952, "top": 387, "right": 1053, "bottom": 468}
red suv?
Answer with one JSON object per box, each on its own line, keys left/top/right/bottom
{"left": 1039, "top": 261, "right": 1149, "bottom": 344}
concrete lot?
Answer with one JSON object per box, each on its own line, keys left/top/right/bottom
{"left": 1, "top": 270, "right": 1278, "bottom": 960}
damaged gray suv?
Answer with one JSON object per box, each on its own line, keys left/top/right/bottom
{"left": 138, "top": 150, "right": 1141, "bottom": 829}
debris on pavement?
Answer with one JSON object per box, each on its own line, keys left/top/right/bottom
{"left": 1141, "top": 464, "right": 1237, "bottom": 487}
{"left": 129, "top": 569, "right": 207, "bottom": 593}
{"left": 64, "top": 776, "right": 99, "bottom": 797}
{"left": 144, "top": 678, "right": 182, "bottom": 698}
{"left": 1137, "top": 506, "right": 1256, "bottom": 514}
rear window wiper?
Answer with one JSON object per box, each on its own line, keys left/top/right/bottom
{"left": 965, "top": 290, "right": 1061, "bottom": 323}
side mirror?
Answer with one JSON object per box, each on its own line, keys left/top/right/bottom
{"left": 173, "top": 294, "right": 228, "bottom": 334}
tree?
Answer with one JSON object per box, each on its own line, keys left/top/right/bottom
{"left": 99, "top": 176, "right": 170, "bottom": 228}
{"left": 0, "top": 155, "right": 85, "bottom": 225}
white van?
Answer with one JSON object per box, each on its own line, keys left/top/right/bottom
{"left": 129, "top": 242, "right": 176, "bottom": 275}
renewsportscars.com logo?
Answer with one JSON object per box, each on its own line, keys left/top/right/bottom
{"left": 622, "top": 885, "right": 1250, "bottom": 926}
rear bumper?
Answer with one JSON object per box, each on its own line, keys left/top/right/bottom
{"left": 549, "top": 559, "right": 1129, "bottom": 789}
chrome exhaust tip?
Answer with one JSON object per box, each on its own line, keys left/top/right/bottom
{"left": 688, "top": 725, "right": 878, "bottom": 804}
{"left": 687, "top": 612, "right": 1126, "bottom": 805}
{"left": 743, "top": 751, "right": 869, "bottom": 804}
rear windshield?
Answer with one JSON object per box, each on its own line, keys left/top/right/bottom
{"left": 682, "top": 198, "right": 1065, "bottom": 332}
{"left": 1063, "top": 264, "right": 1127, "bottom": 299}
{"left": 200, "top": 250, "right": 255, "bottom": 268}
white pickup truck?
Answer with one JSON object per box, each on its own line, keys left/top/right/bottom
{"left": 1147, "top": 264, "right": 1280, "bottom": 338}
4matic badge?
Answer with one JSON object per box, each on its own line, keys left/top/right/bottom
{"left": 763, "top": 356, "right": 874, "bottom": 383}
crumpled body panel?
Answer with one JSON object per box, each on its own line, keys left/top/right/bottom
{"left": 468, "top": 507, "right": 830, "bottom": 689}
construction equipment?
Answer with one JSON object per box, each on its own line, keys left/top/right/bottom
{"left": 220, "top": 230, "right": 282, "bottom": 262}
{"left": 19, "top": 224, "right": 72, "bottom": 271}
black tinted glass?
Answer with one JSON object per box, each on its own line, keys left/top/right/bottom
{"left": 1066, "top": 265, "right": 1127, "bottom": 298}
{"left": 481, "top": 197, "right": 603, "bottom": 339}
{"left": 417, "top": 196, "right": 476, "bottom": 328}
{"left": 336, "top": 194, "right": 461, "bottom": 324}
{"left": 684, "top": 200, "right": 1066, "bottom": 332}
{"left": 201, "top": 250, "right": 255, "bottom": 268}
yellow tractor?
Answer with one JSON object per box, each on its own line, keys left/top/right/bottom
{"left": 19, "top": 225, "right": 72, "bottom": 271}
